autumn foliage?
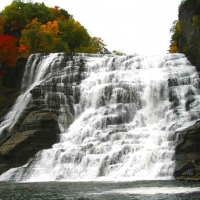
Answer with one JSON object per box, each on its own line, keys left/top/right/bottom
{"left": 169, "top": 45, "right": 178, "bottom": 53}
{"left": 0, "top": 0, "right": 107, "bottom": 66}
{"left": 0, "top": 34, "right": 18, "bottom": 67}
{"left": 169, "top": 21, "right": 181, "bottom": 53}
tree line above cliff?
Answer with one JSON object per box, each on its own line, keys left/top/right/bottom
{"left": 0, "top": 0, "right": 107, "bottom": 68}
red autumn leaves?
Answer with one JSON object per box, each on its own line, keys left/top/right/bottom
{"left": 0, "top": 34, "right": 24, "bottom": 67}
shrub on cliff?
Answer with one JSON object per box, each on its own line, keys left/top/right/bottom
{"left": 169, "top": 21, "right": 181, "bottom": 53}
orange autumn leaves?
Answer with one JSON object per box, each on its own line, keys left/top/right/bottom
{"left": 0, "top": 16, "right": 106, "bottom": 68}
{"left": 20, "top": 19, "right": 60, "bottom": 55}
{"left": 0, "top": 1, "right": 106, "bottom": 68}
{"left": 169, "top": 21, "right": 181, "bottom": 53}
{"left": 19, "top": 18, "right": 106, "bottom": 55}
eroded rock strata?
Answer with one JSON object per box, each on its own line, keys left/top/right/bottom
{"left": 0, "top": 53, "right": 200, "bottom": 179}
{"left": 174, "top": 120, "right": 200, "bottom": 177}
{"left": 0, "top": 53, "right": 85, "bottom": 175}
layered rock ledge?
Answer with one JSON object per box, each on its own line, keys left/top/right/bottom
{"left": 0, "top": 53, "right": 85, "bottom": 175}
{"left": 174, "top": 120, "right": 200, "bottom": 178}
{"left": 0, "top": 111, "right": 60, "bottom": 175}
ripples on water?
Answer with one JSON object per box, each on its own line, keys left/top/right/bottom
{"left": 0, "top": 181, "right": 200, "bottom": 200}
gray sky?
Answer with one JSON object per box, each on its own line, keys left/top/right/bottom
{"left": 0, "top": 0, "right": 182, "bottom": 55}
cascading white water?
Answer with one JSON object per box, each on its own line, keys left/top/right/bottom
{"left": 0, "top": 53, "right": 61, "bottom": 137}
{"left": 0, "top": 53, "right": 200, "bottom": 182}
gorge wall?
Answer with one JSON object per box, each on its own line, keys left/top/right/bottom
{"left": 172, "top": 0, "right": 200, "bottom": 177}
{"left": 178, "top": 0, "right": 200, "bottom": 72}
{"left": 0, "top": 58, "right": 27, "bottom": 121}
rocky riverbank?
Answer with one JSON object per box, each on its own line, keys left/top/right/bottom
{"left": 174, "top": 120, "right": 200, "bottom": 178}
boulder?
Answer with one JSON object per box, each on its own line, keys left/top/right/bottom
{"left": 0, "top": 111, "right": 60, "bottom": 175}
{"left": 174, "top": 120, "right": 200, "bottom": 177}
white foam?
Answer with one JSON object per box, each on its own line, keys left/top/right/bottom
{"left": 1, "top": 53, "right": 200, "bottom": 182}
{"left": 101, "top": 187, "right": 200, "bottom": 195}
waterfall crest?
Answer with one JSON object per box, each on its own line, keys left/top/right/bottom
{"left": 0, "top": 53, "right": 200, "bottom": 182}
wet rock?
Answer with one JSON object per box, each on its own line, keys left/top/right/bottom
{"left": 174, "top": 120, "right": 200, "bottom": 177}
{"left": 30, "top": 85, "right": 43, "bottom": 98}
{"left": 0, "top": 54, "right": 87, "bottom": 175}
{"left": 0, "top": 110, "right": 60, "bottom": 175}
{"left": 20, "top": 111, "right": 59, "bottom": 132}
{"left": 2, "top": 58, "right": 27, "bottom": 88}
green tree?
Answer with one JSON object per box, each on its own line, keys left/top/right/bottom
{"left": 169, "top": 20, "right": 181, "bottom": 53}
{"left": 0, "top": 1, "right": 107, "bottom": 57}
{"left": 58, "top": 19, "right": 91, "bottom": 54}
{"left": 39, "top": 20, "right": 60, "bottom": 53}
{"left": 49, "top": 6, "right": 70, "bottom": 21}
{"left": 112, "top": 50, "right": 126, "bottom": 56}
{"left": 22, "top": 1, "right": 51, "bottom": 24}
{"left": 1, "top": 1, "right": 25, "bottom": 31}
{"left": 20, "top": 18, "right": 42, "bottom": 54}
{"left": 0, "top": 16, "right": 7, "bottom": 34}
{"left": 0, "top": 0, "right": 68, "bottom": 35}
{"left": 91, "top": 37, "right": 106, "bottom": 53}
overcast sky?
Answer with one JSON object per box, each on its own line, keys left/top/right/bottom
{"left": 0, "top": 0, "right": 182, "bottom": 56}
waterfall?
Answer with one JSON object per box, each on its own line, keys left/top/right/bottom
{"left": 0, "top": 54, "right": 57, "bottom": 137}
{"left": 0, "top": 53, "right": 200, "bottom": 182}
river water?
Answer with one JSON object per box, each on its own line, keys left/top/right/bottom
{"left": 0, "top": 180, "right": 200, "bottom": 200}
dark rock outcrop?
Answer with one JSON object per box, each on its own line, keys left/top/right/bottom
{"left": 173, "top": 0, "right": 200, "bottom": 178}
{"left": 3, "top": 58, "right": 27, "bottom": 88}
{"left": 178, "top": 0, "right": 200, "bottom": 72}
{"left": 0, "top": 58, "right": 27, "bottom": 121}
{"left": 0, "top": 111, "right": 60, "bottom": 175}
{"left": 174, "top": 120, "right": 200, "bottom": 177}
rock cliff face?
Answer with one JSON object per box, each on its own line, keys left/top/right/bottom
{"left": 0, "top": 53, "right": 84, "bottom": 175}
{"left": 2, "top": 58, "right": 27, "bottom": 89}
{"left": 0, "top": 111, "right": 60, "bottom": 174}
{"left": 178, "top": 0, "right": 200, "bottom": 72}
{"left": 0, "top": 58, "right": 27, "bottom": 121}
{"left": 174, "top": 121, "right": 200, "bottom": 177}
{"left": 173, "top": 0, "right": 200, "bottom": 177}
